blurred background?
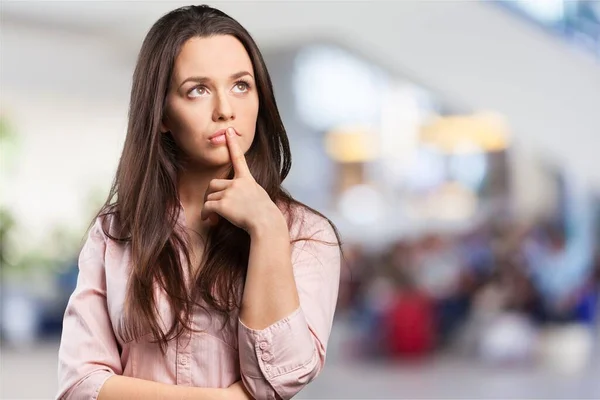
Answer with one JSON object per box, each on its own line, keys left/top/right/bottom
{"left": 1, "top": 1, "right": 600, "bottom": 398}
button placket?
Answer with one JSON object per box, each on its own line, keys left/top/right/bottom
{"left": 176, "top": 330, "right": 193, "bottom": 386}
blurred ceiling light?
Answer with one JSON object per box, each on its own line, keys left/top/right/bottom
{"left": 409, "top": 181, "right": 478, "bottom": 221}
{"left": 419, "top": 111, "right": 510, "bottom": 153}
{"left": 293, "top": 45, "right": 386, "bottom": 131}
{"left": 324, "top": 126, "right": 378, "bottom": 163}
{"left": 435, "top": 181, "right": 478, "bottom": 221}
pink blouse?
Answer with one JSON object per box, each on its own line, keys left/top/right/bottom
{"left": 56, "top": 207, "right": 341, "bottom": 400}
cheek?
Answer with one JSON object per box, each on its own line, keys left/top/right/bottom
{"left": 241, "top": 101, "right": 258, "bottom": 149}
{"left": 239, "top": 97, "right": 259, "bottom": 126}
{"left": 169, "top": 106, "right": 212, "bottom": 144}
{"left": 178, "top": 105, "right": 211, "bottom": 131}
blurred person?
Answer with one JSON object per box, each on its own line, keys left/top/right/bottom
{"left": 460, "top": 256, "right": 539, "bottom": 364}
{"left": 343, "top": 249, "right": 392, "bottom": 360}
{"left": 570, "top": 248, "right": 600, "bottom": 327}
{"left": 382, "top": 255, "right": 436, "bottom": 359}
{"left": 459, "top": 224, "right": 495, "bottom": 286}
{"left": 56, "top": 5, "right": 342, "bottom": 400}
{"left": 524, "top": 221, "right": 593, "bottom": 323}
{"left": 411, "top": 234, "right": 469, "bottom": 346}
{"left": 350, "top": 241, "right": 436, "bottom": 360}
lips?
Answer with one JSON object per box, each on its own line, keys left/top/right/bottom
{"left": 208, "top": 128, "right": 242, "bottom": 145}
{"left": 209, "top": 129, "right": 228, "bottom": 140}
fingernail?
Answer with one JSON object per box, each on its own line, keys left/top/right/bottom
{"left": 227, "top": 127, "right": 235, "bottom": 137}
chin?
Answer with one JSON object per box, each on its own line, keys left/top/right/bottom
{"left": 188, "top": 152, "right": 231, "bottom": 170}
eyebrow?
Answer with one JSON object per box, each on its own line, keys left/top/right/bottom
{"left": 178, "top": 71, "right": 254, "bottom": 89}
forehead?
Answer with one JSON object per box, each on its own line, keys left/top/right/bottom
{"left": 172, "top": 35, "right": 254, "bottom": 83}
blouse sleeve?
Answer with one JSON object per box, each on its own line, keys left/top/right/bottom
{"left": 238, "top": 217, "right": 341, "bottom": 400}
{"left": 56, "top": 218, "right": 122, "bottom": 400}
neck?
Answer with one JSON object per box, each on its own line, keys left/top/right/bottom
{"left": 177, "top": 163, "right": 230, "bottom": 233}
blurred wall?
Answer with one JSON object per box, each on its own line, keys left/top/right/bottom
{"left": 2, "top": 0, "right": 599, "bottom": 247}
{"left": 222, "top": 1, "right": 600, "bottom": 186}
{"left": 3, "top": 2, "right": 599, "bottom": 186}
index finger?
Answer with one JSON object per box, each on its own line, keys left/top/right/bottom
{"left": 226, "top": 127, "right": 251, "bottom": 177}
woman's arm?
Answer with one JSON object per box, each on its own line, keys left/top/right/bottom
{"left": 200, "top": 132, "right": 341, "bottom": 399}
{"left": 57, "top": 218, "right": 122, "bottom": 400}
{"left": 98, "top": 376, "right": 248, "bottom": 400}
{"left": 238, "top": 215, "right": 341, "bottom": 400}
{"left": 240, "top": 214, "right": 298, "bottom": 330}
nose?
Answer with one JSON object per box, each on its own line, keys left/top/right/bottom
{"left": 212, "top": 92, "right": 235, "bottom": 122}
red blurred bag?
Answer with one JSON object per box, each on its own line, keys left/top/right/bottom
{"left": 384, "top": 291, "right": 436, "bottom": 357}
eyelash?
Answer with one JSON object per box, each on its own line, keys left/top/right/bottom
{"left": 234, "top": 79, "right": 251, "bottom": 92}
{"left": 188, "top": 79, "right": 252, "bottom": 97}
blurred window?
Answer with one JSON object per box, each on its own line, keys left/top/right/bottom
{"left": 494, "top": 0, "right": 600, "bottom": 57}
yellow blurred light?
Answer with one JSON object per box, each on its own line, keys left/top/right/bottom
{"left": 419, "top": 111, "right": 510, "bottom": 153}
{"left": 409, "top": 181, "right": 478, "bottom": 221}
{"left": 324, "top": 126, "right": 378, "bottom": 163}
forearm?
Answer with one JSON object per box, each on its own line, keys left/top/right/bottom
{"left": 237, "top": 214, "right": 340, "bottom": 400}
{"left": 241, "top": 216, "right": 299, "bottom": 330}
{"left": 98, "top": 375, "right": 228, "bottom": 400}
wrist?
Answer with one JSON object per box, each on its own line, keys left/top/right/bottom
{"left": 249, "top": 207, "right": 288, "bottom": 239}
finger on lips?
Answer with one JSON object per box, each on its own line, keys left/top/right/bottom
{"left": 200, "top": 127, "right": 250, "bottom": 225}
{"left": 225, "top": 127, "right": 250, "bottom": 177}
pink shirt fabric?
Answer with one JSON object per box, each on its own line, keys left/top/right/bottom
{"left": 56, "top": 206, "right": 340, "bottom": 400}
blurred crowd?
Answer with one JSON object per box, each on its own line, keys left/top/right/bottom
{"left": 337, "top": 217, "right": 600, "bottom": 367}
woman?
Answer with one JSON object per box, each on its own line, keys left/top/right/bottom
{"left": 57, "top": 5, "right": 341, "bottom": 400}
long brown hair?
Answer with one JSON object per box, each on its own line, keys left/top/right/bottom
{"left": 95, "top": 5, "right": 341, "bottom": 351}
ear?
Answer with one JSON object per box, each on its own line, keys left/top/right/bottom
{"left": 160, "top": 115, "right": 170, "bottom": 134}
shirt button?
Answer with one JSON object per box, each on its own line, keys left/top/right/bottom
{"left": 261, "top": 352, "right": 272, "bottom": 362}
{"left": 259, "top": 341, "right": 269, "bottom": 350}
{"left": 264, "top": 365, "right": 272, "bottom": 373}
{"left": 179, "top": 356, "right": 188, "bottom": 366}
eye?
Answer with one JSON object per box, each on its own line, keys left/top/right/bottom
{"left": 188, "top": 85, "right": 208, "bottom": 98}
{"left": 233, "top": 80, "right": 250, "bottom": 93}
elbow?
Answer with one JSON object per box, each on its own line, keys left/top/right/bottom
{"left": 57, "top": 368, "right": 115, "bottom": 400}
{"left": 243, "top": 349, "right": 324, "bottom": 400}
{"left": 278, "top": 350, "right": 323, "bottom": 399}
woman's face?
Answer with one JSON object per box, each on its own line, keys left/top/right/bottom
{"left": 162, "top": 35, "right": 259, "bottom": 169}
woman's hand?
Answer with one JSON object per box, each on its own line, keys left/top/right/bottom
{"left": 201, "top": 127, "right": 285, "bottom": 235}
{"left": 226, "top": 380, "right": 254, "bottom": 400}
